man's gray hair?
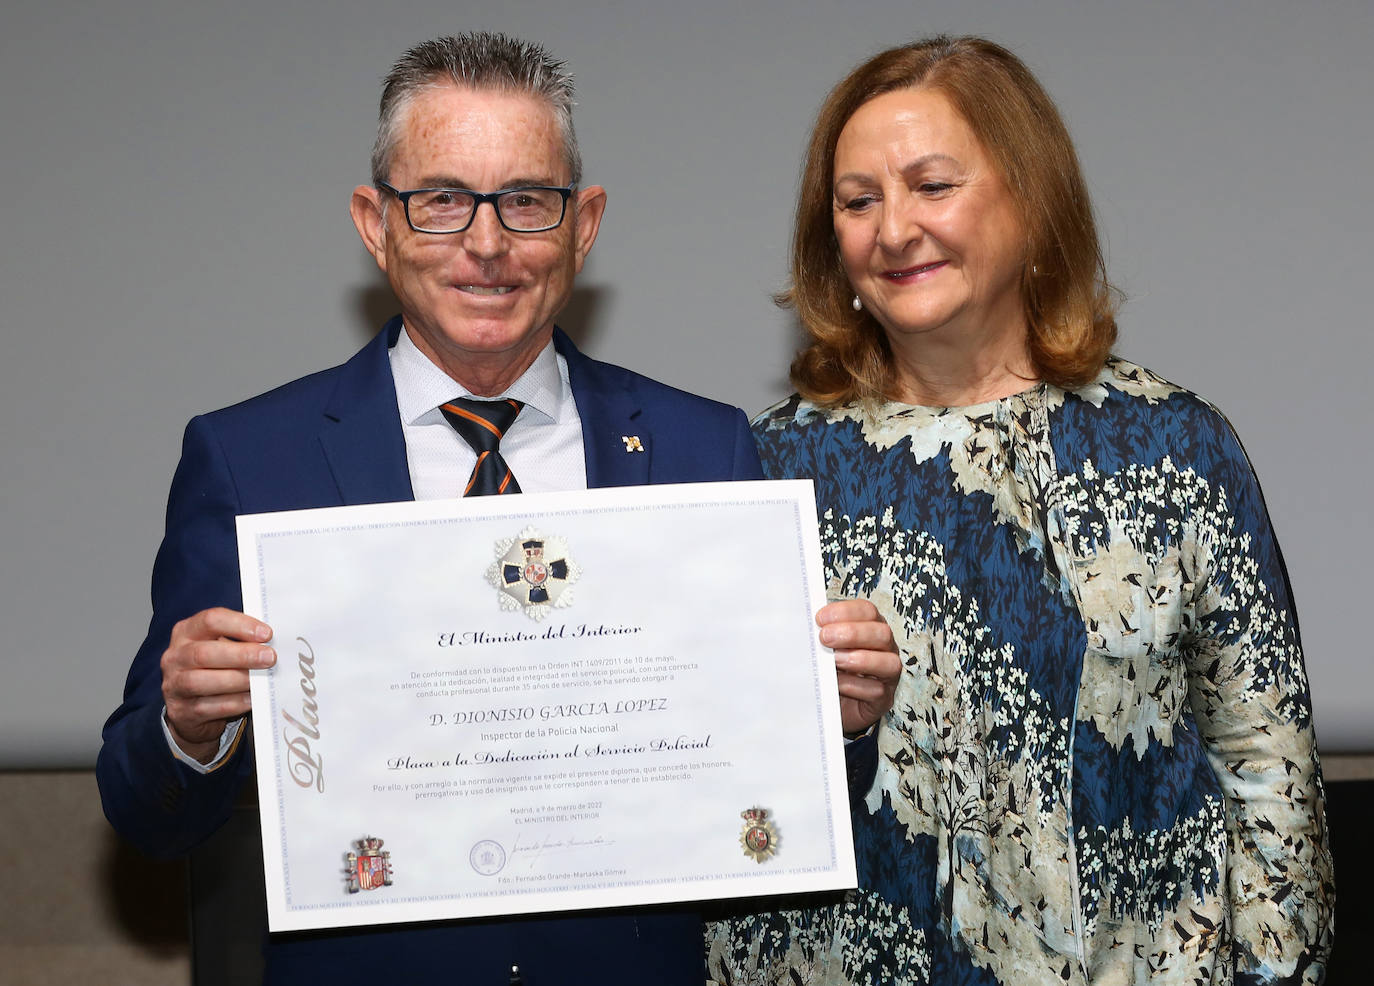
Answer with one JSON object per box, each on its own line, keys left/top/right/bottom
{"left": 371, "top": 33, "right": 582, "bottom": 188}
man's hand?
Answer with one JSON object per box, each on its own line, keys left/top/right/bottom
{"left": 161, "top": 607, "right": 275, "bottom": 764}
{"left": 817, "top": 599, "right": 900, "bottom": 736}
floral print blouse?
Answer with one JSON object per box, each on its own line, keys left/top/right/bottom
{"left": 707, "top": 359, "right": 1333, "bottom": 986}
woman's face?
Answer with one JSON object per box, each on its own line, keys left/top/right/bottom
{"left": 832, "top": 86, "right": 1027, "bottom": 352}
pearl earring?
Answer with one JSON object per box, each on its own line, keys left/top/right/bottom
{"left": 852, "top": 295, "right": 862, "bottom": 312}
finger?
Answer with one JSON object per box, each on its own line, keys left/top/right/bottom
{"left": 166, "top": 688, "right": 255, "bottom": 728}
{"left": 163, "top": 665, "right": 255, "bottom": 739}
{"left": 839, "top": 695, "right": 889, "bottom": 734}
{"left": 837, "top": 667, "right": 896, "bottom": 699}
{"left": 163, "top": 664, "right": 255, "bottom": 725}
{"left": 819, "top": 618, "right": 895, "bottom": 652}
{"left": 164, "top": 665, "right": 255, "bottom": 702}
{"left": 174, "top": 607, "right": 273, "bottom": 646}
{"left": 815, "top": 598, "right": 880, "bottom": 627}
{"left": 164, "top": 636, "right": 276, "bottom": 674}
{"left": 833, "top": 647, "right": 902, "bottom": 678}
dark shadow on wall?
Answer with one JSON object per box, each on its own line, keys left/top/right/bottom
{"left": 100, "top": 827, "right": 188, "bottom": 951}
{"left": 187, "top": 794, "right": 267, "bottom": 986}
{"left": 553, "top": 284, "right": 607, "bottom": 353}
{"left": 350, "top": 282, "right": 399, "bottom": 342}
{"left": 774, "top": 311, "right": 809, "bottom": 395}
{"left": 1324, "top": 778, "right": 1367, "bottom": 982}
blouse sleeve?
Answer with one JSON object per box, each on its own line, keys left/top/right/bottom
{"left": 1183, "top": 413, "right": 1334, "bottom": 984}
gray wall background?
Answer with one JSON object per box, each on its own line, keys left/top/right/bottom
{"left": 3, "top": 0, "right": 1370, "bottom": 767}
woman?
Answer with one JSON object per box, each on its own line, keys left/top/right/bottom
{"left": 708, "top": 36, "right": 1333, "bottom": 986}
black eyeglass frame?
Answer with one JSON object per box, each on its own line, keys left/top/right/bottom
{"left": 377, "top": 181, "right": 576, "bottom": 234}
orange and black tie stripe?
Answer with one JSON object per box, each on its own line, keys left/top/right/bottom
{"left": 439, "top": 397, "right": 524, "bottom": 496}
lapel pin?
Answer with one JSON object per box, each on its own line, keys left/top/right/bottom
{"left": 621, "top": 435, "right": 644, "bottom": 452}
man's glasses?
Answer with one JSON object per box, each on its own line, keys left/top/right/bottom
{"left": 378, "top": 182, "right": 575, "bottom": 234}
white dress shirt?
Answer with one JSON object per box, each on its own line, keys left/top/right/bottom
{"left": 389, "top": 326, "right": 586, "bottom": 499}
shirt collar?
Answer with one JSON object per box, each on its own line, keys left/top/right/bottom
{"left": 389, "top": 326, "right": 567, "bottom": 426}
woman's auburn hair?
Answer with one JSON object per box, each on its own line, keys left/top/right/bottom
{"left": 784, "top": 36, "right": 1119, "bottom": 406}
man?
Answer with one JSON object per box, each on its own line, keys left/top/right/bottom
{"left": 97, "top": 33, "right": 897, "bottom": 985}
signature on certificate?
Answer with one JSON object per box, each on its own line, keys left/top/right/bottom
{"left": 509, "top": 831, "right": 618, "bottom": 869}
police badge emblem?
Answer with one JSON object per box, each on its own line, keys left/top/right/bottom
{"left": 739, "top": 807, "right": 780, "bottom": 862}
{"left": 344, "top": 835, "right": 393, "bottom": 892}
{"left": 487, "top": 526, "right": 580, "bottom": 620}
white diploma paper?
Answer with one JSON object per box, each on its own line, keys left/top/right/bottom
{"left": 240, "top": 480, "right": 855, "bottom": 932}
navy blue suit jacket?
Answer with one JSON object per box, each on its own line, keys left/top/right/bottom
{"left": 97, "top": 319, "right": 765, "bottom": 985}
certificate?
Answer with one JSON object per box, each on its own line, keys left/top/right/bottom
{"left": 240, "top": 480, "right": 855, "bottom": 932}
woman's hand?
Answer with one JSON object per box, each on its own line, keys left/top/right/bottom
{"left": 817, "top": 599, "right": 900, "bottom": 736}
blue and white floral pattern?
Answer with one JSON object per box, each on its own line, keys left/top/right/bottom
{"left": 707, "top": 359, "right": 1333, "bottom": 986}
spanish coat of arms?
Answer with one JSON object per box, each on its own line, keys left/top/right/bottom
{"left": 486, "top": 526, "right": 580, "bottom": 620}
{"left": 344, "top": 835, "right": 393, "bottom": 893}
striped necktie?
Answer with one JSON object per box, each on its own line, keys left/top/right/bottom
{"left": 439, "top": 397, "right": 525, "bottom": 496}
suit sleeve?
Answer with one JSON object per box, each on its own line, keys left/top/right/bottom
{"left": 96, "top": 415, "right": 254, "bottom": 859}
{"left": 727, "top": 407, "right": 765, "bottom": 481}
{"left": 1184, "top": 418, "right": 1334, "bottom": 984}
{"left": 844, "top": 730, "right": 879, "bottom": 807}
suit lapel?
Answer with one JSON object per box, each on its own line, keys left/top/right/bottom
{"left": 555, "top": 329, "right": 651, "bottom": 490}
{"left": 318, "top": 324, "right": 649, "bottom": 501}
{"left": 318, "top": 318, "right": 415, "bottom": 505}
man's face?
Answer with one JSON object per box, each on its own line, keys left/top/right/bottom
{"left": 352, "top": 85, "right": 605, "bottom": 392}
